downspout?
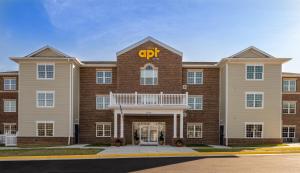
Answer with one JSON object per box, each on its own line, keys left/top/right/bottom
{"left": 68, "top": 60, "right": 73, "bottom": 145}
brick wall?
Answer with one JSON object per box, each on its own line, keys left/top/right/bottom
{"left": 0, "top": 75, "right": 18, "bottom": 134}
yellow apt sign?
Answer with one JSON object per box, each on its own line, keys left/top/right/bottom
{"left": 138, "top": 48, "right": 160, "bottom": 60}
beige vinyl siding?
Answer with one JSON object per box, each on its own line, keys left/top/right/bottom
{"left": 227, "top": 63, "right": 282, "bottom": 138}
{"left": 18, "top": 61, "right": 71, "bottom": 137}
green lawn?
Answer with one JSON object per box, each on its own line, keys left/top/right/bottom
{"left": 195, "top": 146, "right": 300, "bottom": 153}
{"left": 0, "top": 148, "right": 103, "bottom": 157}
{"left": 86, "top": 143, "right": 111, "bottom": 147}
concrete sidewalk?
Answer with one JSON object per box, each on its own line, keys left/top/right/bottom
{"left": 100, "top": 145, "right": 195, "bottom": 154}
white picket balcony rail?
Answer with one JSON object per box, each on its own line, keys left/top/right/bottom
{"left": 110, "top": 92, "right": 188, "bottom": 107}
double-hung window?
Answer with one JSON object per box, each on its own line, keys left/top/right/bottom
{"left": 246, "top": 65, "right": 264, "bottom": 80}
{"left": 37, "top": 91, "right": 55, "bottom": 108}
{"left": 4, "top": 78, "right": 16, "bottom": 90}
{"left": 37, "top": 121, "right": 54, "bottom": 137}
{"left": 282, "top": 126, "right": 296, "bottom": 138}
{"left": 140, "top": 64, "right": 158, "bottom": 85}
{"left": 283, "top": 101, "right": 296, "bottom": 114}
{"left": 245, "top": 123, "right": 263, "bottom": 138}
{"left": 187, "top": 123, "right": 203, "bottom": 138}
{"left": 37, "top": 64, "right": 54, "bottom": 79}
{"left": 283, "top": 80, "right": 296, "bottom": 92}
{"left": 187, "top": 70, "right": 203, "bottom": 84}
{"left": 246, "top": 92, "right": 263, "bottom": 109}
{"left": 96, "top": 71, "right": 112, "bottom": 84}
{"left": 96, "top": 95, "right": 110, "bottom": 110}
{"left": 96, "top": 122, "right": 111, "bottom": 137}
{"left": 4, "top": 99, "right": 16, "bottom": 112}
{"left": 4, "top": 123, "right": 17, "bottom": 135}
{"left": 188, "top": 96, "right": 203, "bottom": 110}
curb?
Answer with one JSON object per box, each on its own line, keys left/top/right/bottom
{"left": 1, "top": 152, "right": 300, "bottom": 161}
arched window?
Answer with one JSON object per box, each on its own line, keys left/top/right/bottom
{"left": 140, "top": 64, "right": 158, "bottom": 85}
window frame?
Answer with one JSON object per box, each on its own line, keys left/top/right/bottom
{"left": 187, "top": 69, "right": 203, "bottom": 85}
{"left": 188, "top": 95, "right": 203, "bottom": 110}
{"left": 140, "top": 64, "right": 158, "bottom": 85}
{"left": 282, "top": 101, "right": 297, "bottom": 114}
{"left": 245, "top": 122, "right": 264, "bottom": 138}
{"left": 36, "top": 63, "right": 55, "bottom": 80}
{"left": 283, "top": 79, "right": 297, "bottom": 92}
{"left": 245, "top": 92, "right": 264, "bottom": 109}
{"left": 96, "top": 122, "right": 111, "bottom": 137}
{"left": 96, "top": 70, "right": 112, "bottom": 84}
{"left": 245, "top": 64, "right": 264, "bottom": 81}
{"left": 187, "top": 123, "right": 203, "bottom": 138}
{"left": 282, "top": 125, "right": 296, "bottom": 138}
{"left": 96, "top": 95, "right": 110, "bottom": 110}
{"left": 3, "top": 99, "right": 16, "bottom": 112}
{"left": 36, "top": 91, "right": 55, "bottom": 108}
{"left": 3, "top": 78, "right": 16, "bottom": 91}
{"left": 36, "top": 121, "right": 55, "bottom": 137}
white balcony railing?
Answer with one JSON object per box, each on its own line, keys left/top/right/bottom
{"left": 110, "top": 92, "right": 188, "bottom": 107}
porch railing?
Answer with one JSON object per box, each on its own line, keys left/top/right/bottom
{"left": 110, "top": 92, "right": 188, "bottom": 107}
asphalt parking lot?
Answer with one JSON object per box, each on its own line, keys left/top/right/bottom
{"left": 0, "top": 154, "right": 300, "bottom": 173}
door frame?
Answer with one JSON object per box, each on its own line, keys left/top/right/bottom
{"left": 139, "top": 125, "right": 159, "bottom": 145}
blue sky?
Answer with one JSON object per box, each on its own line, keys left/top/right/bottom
{"left": 0, "top": 0, "right": 299, "bottom": 72}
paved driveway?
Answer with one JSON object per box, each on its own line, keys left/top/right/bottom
{"left": 1, "top": 154, "right": 300, "bottom": 173}
{"left": 100, "top": 145, "right": 195, "bottom": 154}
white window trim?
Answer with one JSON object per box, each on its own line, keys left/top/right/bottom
{"left": 3, "top": 99, "right": 16, "bottom": 112}
{"left": 283, "top": 101, "right": 297, "bottom": 114}
{"left": 96, "top": 122, "right": 111, "bottom": 137}
{"left": 3, "top": 78, "right": 17, "bottom": 91}
{"left": 36, "top": 121, "right": 55, "bottom": 137}
{"left": 96, "top": 70, "right": 112, "bottom": 84}
{"left": 36, "top": 90, "right": 55, "bottom": 108}
{"left": 36, "top": 63, "right": 55, "bottom": 80}
{"left": 187, "top": 69, "right": 204, "bottom": 85}
{"left": 187, "top": 122, "right": 203, "bottom": 138}
{"left": 140, "top": 63, "right": 158, "bottom": 85}
{"left": 245, "top": 91, "right": 264, "bottom": 109}
{"left": 245, "top": 64, "right": 264, "bottom": 81}
{"left": 188, "top": 95, "right": 203, "bottom": 110}
{"left": 96, "top": 95, "right": 110, "bottom": 110}
{"left": 245, "top": 122, "right": 264, "bottom": 138}
{"left": 283, "top": 79, "right": 297, "bottom": 92}
{"left": 282, "top": 125, "right": 296, "bottom": 138}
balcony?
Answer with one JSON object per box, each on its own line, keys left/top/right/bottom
{"left": 109, "top": 92, "right": 188, "bottom": 109}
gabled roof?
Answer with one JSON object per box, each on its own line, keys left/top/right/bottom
{"left": 116, "top": 36, "right": 183, "bottom": 56}
{"left": 227, "top": 46, "right": 276, "bottom": 59}
{"left": 25, "top": 45, "right": 71, "bottom": 57}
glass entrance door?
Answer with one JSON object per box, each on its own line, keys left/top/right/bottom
{"left": 139, "top": 125, "right": 158, "bottom": 145}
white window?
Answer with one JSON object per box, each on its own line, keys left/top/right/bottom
{"left": 187, "top": 70, "right": 203, "bottom": 84}
{"left": 96, "top": 122, "right": 111, "bottom": 137}
{"left": 283, "top": 80, "right": 296, "bottom": 92}
{"left": 3, "top": 100, "right": 16, "bottom": 112}
{"left": 36, "top": 91, "right": 55, "bottom": 108}
{"left": 4, "top": 78, "right": 16, "bottom": 90}
{"left": 188, "top": 96, "right": 203, "bottom": 110}
{"left": 4, "top": 123, "right": 17, "bottom": 135}
{"left": 245, "top": 123, "right": 263, "bottom": 138}
{"left": 283, "top": 101, "right": 296, "bottom": 114}
{"left": 36, "top": 121, "right": 54, "bottom": 137}
{"left": 187, "top": 123, "right": 203, "bottom": 138}
{"left": 37, "top": 64, "right": 54, "bottom": 79}
{"left": 246, "top": 65, "right": 264, "bottom": 80}
{"left": 96, "top": 71, "right": 112, "bottom": 84}
{"left": 245, "top": 92, "right": 263, "bottom": 109}
{"left": 282, "top": 126, "right": 296, "bottom": 138}
{"left": 140, "top": 64, "right": 158, "bottom": 85}
{"left": 96, "top": 95, "right": 110, "bottom": 110}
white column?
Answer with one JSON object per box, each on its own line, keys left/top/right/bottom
{"left": 120, "top": 114, "right": 124, "bottom": 138}
{"left": 114, "top": 112, "right": 118, "bottom": 138}
{"left": 173, "top": 114, "right": 177, "bottom": 138}
{"left": 180, "top": 112, "right": 183, "bottom": 138}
